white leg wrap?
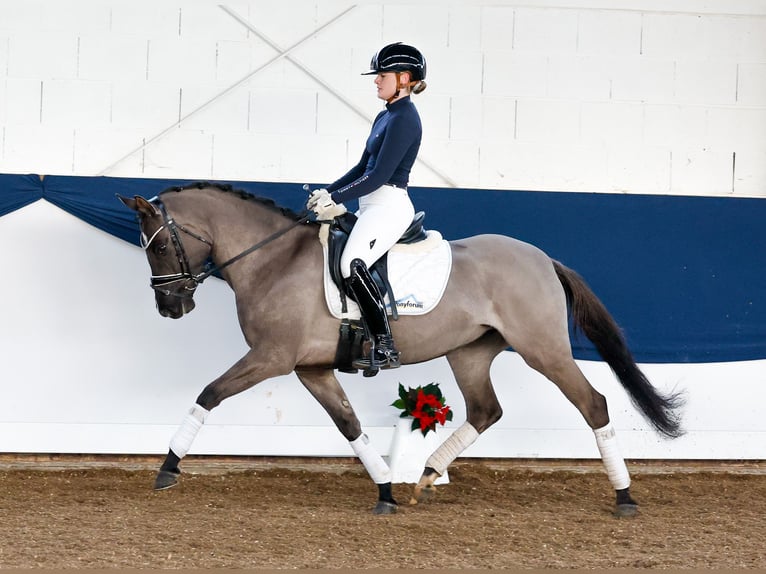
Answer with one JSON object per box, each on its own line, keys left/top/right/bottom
{"left": 169, "top": 404, "right": 209, "bottom": 459}
{"left": 594, "top": 422, "right": 631, "bottom": 490}
{"left": 426, "top": 422, "right": 480, "bottom": 476}
{"left": 350, "top": 433, "right": 391, "bottom": 484}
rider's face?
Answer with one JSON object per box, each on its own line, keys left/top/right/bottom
{"left": 375, "top": 72, "right": 399, "bottom": 101}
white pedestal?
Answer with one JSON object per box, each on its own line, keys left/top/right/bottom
{"left": 388, "top": 418, "right": 449, "bottom": 484}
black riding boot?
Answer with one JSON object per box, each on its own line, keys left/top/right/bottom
{"left": 346, "top": 258, "right": 401, "bottom": 372}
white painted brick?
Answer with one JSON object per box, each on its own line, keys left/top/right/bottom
{"left": 737, "top": 63, "right": 766, "bottom": 106}
{"left": 733, "top": 149, "right": 766, "bottom": 197}
{"left": 211, "top": 131, "right": 282, "bottom": 181}
{"left": 38, "top": 2, "right": 111, "bottom": 33}
{"left": 447, "top": 95, "right": 482, "bottom": 141}
{"left": 609, "top": 56, "right": 675, "bottom": 103}
{"left": 479, "top": 6, "right": 514, "bottom": 51}
{"left": 414, "top": 140, "right": 478, "bottom": 188}
{"left": 180, "top": 3, "right": 249, "bottom": 41}
{"left": 316, "top": 91, "right": 377, "bottom": 138}
{"left": 0, "top": 2, "right": 42, "bottom": 32}
{"left": 670, "top": 147, "right": 734, "bottom": 195}
{"left": 426, "top": 47, "right": 483, "bottom": 97}
{"left": 3, "top": 124, "right": 74, "bottom": 174}
{"left": 483, "top": 51, "right": 548, "bottom": 97}
{"left": 143, "top": 128, "right": 213, "bottom": 179}
{"left": 41, "top": 79, "right": 111, "bottom": 127}
{"left": 110, "top": 80, "right": 180, "bottom": 129}
{"left": 147, "top": 37, "right": 218, "bottom": 83}
{"left": 675, "top": 60, "right": 737, "bottom": 105}
{"left": 515, "top": 99, "right": 580, "bottom": 144}
{"left": 78, "top": 35, "right": 147, "bottom": 81}
{"left": 382, "top": 5, "right": 449, "bottom": 48}
{"left": 606, "top": 146, "right": 671, "bottom": 194}
{"left": 478, "top": 141, "right": 608, "bottom": 192}
{"left": 513, "top": 8, "right": 578, "bottom": 53}
{"left": 247, "top": 0, "right": 320, "bottom": 47}
{"left": 279, "top": 134, "right": 350, "bottom": 183}
{"left": 7, "top": 32, "right": 78, "bottom": 80}
{"left": 643, "top": 104, "right": 708, "bottom": 147}
{"left": 249, "top": 89, "right": 317, "bottom": 135}
{"left": 316, "top": 4, "right": 383, "bottom": 47}
{"left": 547, "top": 54, "right": 611, "bottom": 101}
{"left": 738, "top": 17, "right": 766, "bottom": 61}
{"left": 641, "top": 14, "right": 706, "bottom": 60}
{"left": 110, "top": 3, "right": 181, "bottom": 38}
{"left": 289, "top": 40, "right": 355, "bottom": 92}
{"left": 73, "top": 127, "right": 146, "bottom": 176}
{"left": 447, "top": 5, "right": 481, "bottom": 50}
{"left": 707, "top": 107, "right": 766, "bottom": 153}
{"left": 214, "top": 40, "right": 254, "bottom": 85}
{"left": 416, "top": 94, "right": 450, "bottom": 142}
{"left": 0, "top": 36, "right": 8, "bottom": 77}
{"left": 481, "top": 96, "right": 516, "bottom": 141}
{"left": 2, "top": 78, "right": 42, "bottom": 125}
{"left": 179, "top": 84, "right": 249, "bottom": 132}
{"left": 577, "top": 10, "right": 641, "bottom": 55}
{"left": 580, "top": 101, "right": 644, "bottom": 144}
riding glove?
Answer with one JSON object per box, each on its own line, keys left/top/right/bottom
{"left": 307, "top": 188, "right": 347, "bottom": 220}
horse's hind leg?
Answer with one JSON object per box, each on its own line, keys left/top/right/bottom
{"left": 295, "top": 367, "right": 397, "bottom": 515}
{"left": 412, "top": 331, "right": 506, "bottom": 503}
{"left": 519, "top": 345, "right": 638, "bottom": 517}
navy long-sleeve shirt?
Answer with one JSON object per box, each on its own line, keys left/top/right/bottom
{"left": 328, "top": 96, "right": 422, "bottom": 203}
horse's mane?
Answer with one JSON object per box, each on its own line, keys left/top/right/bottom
{"left": 160, "top": 181, "right": 307, "bottom": 222}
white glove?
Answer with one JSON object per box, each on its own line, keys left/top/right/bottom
{"left": 307, "top": 188, "right": 347, "bottom": 220}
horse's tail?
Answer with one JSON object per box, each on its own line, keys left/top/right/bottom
{"left": 552, "top": 260, "right": 684, "bottom": 439}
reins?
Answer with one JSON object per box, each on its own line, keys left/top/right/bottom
{"left": 145, "top": 195, "right": 310, "bottom": 296}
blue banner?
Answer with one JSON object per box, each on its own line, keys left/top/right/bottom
{"left": 1, "top": 173, "right": 763, "bottom": 363}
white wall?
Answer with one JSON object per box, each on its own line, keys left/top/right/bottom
{"left": 0, "top": 0, "right": 764, "bottom": 195}
{"left": 0, "top": 1, "right": 764, "bottom": 460}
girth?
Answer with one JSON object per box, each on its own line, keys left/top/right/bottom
{"left": 327, "top": 211, "right": 427, "bottom": 320}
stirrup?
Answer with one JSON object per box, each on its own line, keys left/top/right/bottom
{"left": 352, "top": 337, "right": 401, "bottom": 372}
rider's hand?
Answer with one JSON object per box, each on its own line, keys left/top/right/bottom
{"left": 307, "top": 189, "right": 346, "bottom": 220}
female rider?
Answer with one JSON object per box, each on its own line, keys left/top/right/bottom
{"left": 307, "top": 42, "right": 427, "bottom": 372}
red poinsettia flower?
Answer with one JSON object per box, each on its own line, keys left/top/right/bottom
{"left": 391, "top": 382, "right": 454, "bottom": 436}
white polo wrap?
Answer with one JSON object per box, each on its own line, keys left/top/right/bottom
{"left": 426, "top": 422, "right": 479, "bottom": 476}
{"left": 350, "top": 433, "right": 391, "bottom": 484}
{"left": 169, "top": 404, "right": 209, "bottom": 459}
{"left": 594, "top": 422, "right": 631, "bottom": 490}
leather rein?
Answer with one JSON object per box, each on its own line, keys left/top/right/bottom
{"left": 142, "top": 197, "right": 310, "bottom": 298}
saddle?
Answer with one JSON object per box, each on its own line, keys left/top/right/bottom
{"left": 326, "top": 211, "right": 428, "bottom": 374}
{"left": 327, "top": 211, "right": 428, "bottom": 318}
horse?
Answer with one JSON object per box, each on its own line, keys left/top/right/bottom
{"left": 118, "top": 181, "right": 683, "bottom": 517}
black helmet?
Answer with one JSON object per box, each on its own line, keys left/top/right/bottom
{"left": 362, "top": 42, "right": 426, "bottom": 81}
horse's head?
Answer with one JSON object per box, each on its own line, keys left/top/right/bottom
{"left": 118, "top": 194, "right": 213, "bottom": 319}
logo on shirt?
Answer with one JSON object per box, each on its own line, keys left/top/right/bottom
{"left": 369, "top": 239, "right": 376, "bottom": 250}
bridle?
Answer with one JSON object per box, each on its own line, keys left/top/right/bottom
{"left": 141, "top": 197, "right": 310, "bottom": 298}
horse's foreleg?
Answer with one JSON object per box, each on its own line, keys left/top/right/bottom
{"left": 412, "top": 333, "right": 505, "bottom": 503}
{"left": 295, "top": 367, "right": 396, "bottom": 515}
{"left": 154, "top": 349, "right": 287, "bottom": 491}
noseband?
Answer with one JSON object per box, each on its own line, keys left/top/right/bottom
{"left": 141, "top": 197, "right": 310, "bottom": 298}
{"left": 141, "top": 199, "right": 213, "bottom": 298}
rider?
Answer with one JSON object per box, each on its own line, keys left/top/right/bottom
{"left": 307, "top": 42, "right": 427, "bottom": 372}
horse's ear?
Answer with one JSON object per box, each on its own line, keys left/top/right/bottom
{"left": 117, "top": 194, "right": 159, "bottom": 217}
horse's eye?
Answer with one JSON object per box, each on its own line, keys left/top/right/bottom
{"left": 155, "top": 243, "right": 168, "bottom": 255}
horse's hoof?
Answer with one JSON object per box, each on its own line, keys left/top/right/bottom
{"left": 614, "top": 503, "right": 639, "bottom": 518}
{"left": 154, "top": 470, "right": 180, "bottom": 491}
{"left": 410, "top": 483, "right": 436, "bottom": 504}
{"left": 372, "top": 501, "right": 397, "bottom": 515}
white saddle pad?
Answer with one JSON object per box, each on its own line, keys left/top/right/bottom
{"left": 322, "top": 229, "right": 452, "bottom": 319}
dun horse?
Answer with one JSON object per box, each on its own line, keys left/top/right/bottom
{"left": 119, "top": 182, "right": 683, "bottom": 517}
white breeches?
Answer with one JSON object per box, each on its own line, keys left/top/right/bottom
{"left": 340, "top": 185, "right": 415, "bottom": 279}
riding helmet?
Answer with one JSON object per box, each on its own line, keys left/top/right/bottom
{"left": 362, "top": 42, "right": 427, "bottom": 81}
